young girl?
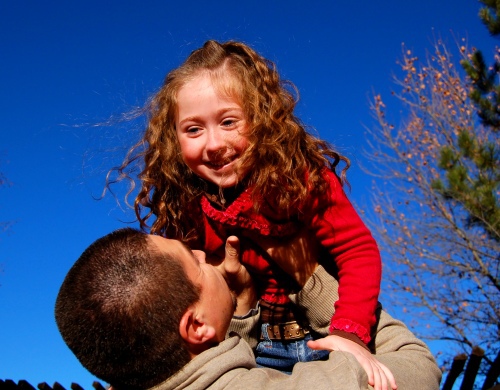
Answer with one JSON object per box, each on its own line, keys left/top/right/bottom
{"left": 112, "top": 40, "right": 393, "bottom": 387}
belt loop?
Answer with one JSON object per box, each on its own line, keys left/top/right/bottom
{"left": 260, "top": 323, "right": 272, "bottom": 342}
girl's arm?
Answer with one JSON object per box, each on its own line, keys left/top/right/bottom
{"left": 306, "top": 169, "right": 382, "bottom": 345}
{"left": 244, "top": 232, "right": 395, "bottom": 390}
{"left": 291, "top": 265, "right": 440, "bottom": 390}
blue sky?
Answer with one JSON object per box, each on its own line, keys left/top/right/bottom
{"left": 0, "top": 0, "right": 495, "bottom": 387}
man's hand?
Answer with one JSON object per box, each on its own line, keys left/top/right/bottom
{"left": 308, "top": 335, "right": 397, "bottom": 390}
{"left": 213, "top": 236, "right": 256, "bottom": 316}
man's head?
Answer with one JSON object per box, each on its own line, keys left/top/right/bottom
{"left": 55, "top": 228, "right": 235, "bottom": 389}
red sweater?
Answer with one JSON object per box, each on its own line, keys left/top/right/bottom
{"left": 200, "top": 169, "right": 381, "bottom": 344}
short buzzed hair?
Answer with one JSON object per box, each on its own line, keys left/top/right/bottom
{"left": 55, "top": 228, "right": 200, "bottom": 389}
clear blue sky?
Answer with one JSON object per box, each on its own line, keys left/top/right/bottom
{"left": 0, "top": 0, "right": 494, "bottom": 387}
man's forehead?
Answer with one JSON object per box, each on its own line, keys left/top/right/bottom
{"left": 148, "top": 235, "right": 199, "bottom": 268}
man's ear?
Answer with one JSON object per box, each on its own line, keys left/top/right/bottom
{"left": 179, "top": 306, "right": 216, "bottom": 345}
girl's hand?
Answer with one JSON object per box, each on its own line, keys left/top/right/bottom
{"left": 308, "top": 335, "right": 397, "bottom": 390}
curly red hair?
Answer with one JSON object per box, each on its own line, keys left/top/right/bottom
{"left": 108, "top": 40, "right": 349, "bottom": 243}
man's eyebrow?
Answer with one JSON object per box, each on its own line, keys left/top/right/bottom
{"left": 179, "top": 241, "right": 199, "bottom": 262}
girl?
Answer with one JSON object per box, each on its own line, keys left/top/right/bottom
{"left": 111, "top": 40, "right": 394, "bottom": 388}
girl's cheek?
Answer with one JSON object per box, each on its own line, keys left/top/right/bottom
{"left": 238, "top": 134, "right": 250, "bottom": 150}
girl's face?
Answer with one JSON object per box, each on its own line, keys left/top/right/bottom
{"left": 175, "top": 72, "right": 249, "bottom": 188}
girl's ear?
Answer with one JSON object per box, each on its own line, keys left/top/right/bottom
{"left": 179, "top": 307, "right": 216, "bottom": 345}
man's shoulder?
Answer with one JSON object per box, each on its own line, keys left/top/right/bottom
{"left": 152, "top": 336, "right": 254, "bottom": 390}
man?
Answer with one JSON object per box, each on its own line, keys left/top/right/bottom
{"left": 55, "top": 228, "right": 441, "bottom": 390}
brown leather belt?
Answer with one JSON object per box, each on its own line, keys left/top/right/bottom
{"left": 261, "top": 321, "right": 310, "bottom": 341}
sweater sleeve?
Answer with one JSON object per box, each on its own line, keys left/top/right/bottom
{"left": 306, "top": 169, "right": 381, "bottom": 344}
{"left": 290, "top": 265, "right": 441, "bottom": 390}
{"left": 227, "top": 304, "right": 261, "bottom": 350}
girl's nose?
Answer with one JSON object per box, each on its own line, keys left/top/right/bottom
{"left": 205, "top": 129, "right": 226, "bottom": 154}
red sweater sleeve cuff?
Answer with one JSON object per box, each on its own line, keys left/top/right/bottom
{"left": 329, "top": 318, "right": 371, "bottom": 344}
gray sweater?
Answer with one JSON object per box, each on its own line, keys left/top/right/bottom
{"left": 154, "top": 266, "right": 441, "bottom": 390}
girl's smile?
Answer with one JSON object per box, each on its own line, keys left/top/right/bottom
{"left": 175, "top": 72, "right": 249, "bottom": 188}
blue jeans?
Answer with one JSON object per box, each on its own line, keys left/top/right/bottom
{"left": 255, "top": 323, "right": 330, "bottom": 374}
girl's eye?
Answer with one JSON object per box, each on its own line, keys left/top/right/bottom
{"left": 186, "top": 127, "right": 201, "bottom": 134}
{"left": 222, "top": 119, "right": 236, "bottom": 127}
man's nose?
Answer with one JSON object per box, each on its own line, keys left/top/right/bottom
{"left": 192, "top": 250, "right": 207, "bottom": 263}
